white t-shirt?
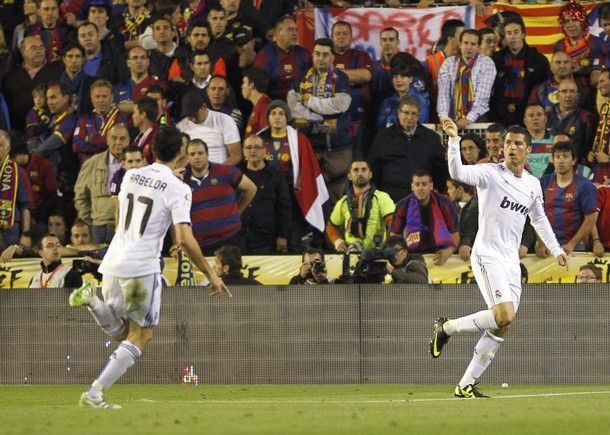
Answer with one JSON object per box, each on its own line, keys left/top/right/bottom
{"left": 99, "top": 163, "right": 192, "bottom": 278}
{"left": 176, "top": 109, "right": 240, "bottom": 164}
{"left": 447, "top": 137, "right": 563, "bottom": 264}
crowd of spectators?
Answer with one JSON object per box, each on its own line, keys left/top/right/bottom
{"left": 0, "top": 0, "right": 607, "bottom": 285}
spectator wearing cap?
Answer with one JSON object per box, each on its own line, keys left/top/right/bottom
{"left": 176, "top": 90, "right": 242, "bottom": 164}
{"left": 254, "top": 16, "right": 312, "bottom": 100}
{"left": 234, "top": 25, "right": 257, "bottom": 70}
{"left": 221, "top": 0, "right": 270, "bottom": 42}
{"left": 287, "top": 37, "right": 351, "bottom": 203}
{"left": 376, "top": 63, "right": 430, "bottom": 132}
{"left": 242, "top": 67, "right": 271, "bottom": 136}
{"left": 86, "top": 0, "right": 124, "bottom": 55}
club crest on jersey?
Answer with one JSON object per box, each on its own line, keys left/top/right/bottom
{"left": 565, "top": 192, "right": 574, "bottom": 201}
{"left": 284, "top": 64, "right": 293, "bottom": 73}
{"left": 500, "top": 196, "right": 529, "bottom": 215}
{"left": 211, "top": 178, "right": 218, "bottom": 185}
{"left": 495, "top": 289, "right": 502, "bottom": 298}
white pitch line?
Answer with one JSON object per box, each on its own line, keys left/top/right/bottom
{"left": 136, "top": 390, "right": 610, "bottom": 404}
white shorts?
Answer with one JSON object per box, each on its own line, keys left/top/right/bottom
{"left": 101, "top": 273, "right": 163, "bottom": 327}
{"left": 471, "top": 255, "right": 522, "bottom": 311}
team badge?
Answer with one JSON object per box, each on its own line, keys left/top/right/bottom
{"left": 565, "top": 192, "right": 574, "bottom": 201}
{"left": 549, "top": 91, "right": 559, "bottom": 104}
{"left": 580, "top": 58, "right": 590, "bottom": 68}
{"left": 284, "top": 64, "right": 293, "bottom": 73}
{"left": 569, "top": 126, "right": 576, "bottom": 135}
{"left": 507, "top": 104, "right": 516, "bottom": 113}
{"left": 336, "top": 63, "right": 345, "bottom": 69}
{"left": 495, "top": 289, "right": 502, "bottom": 298}
{"left": 531, "top": 191, "right": 534, "bottom": 199}
{"left": 211, "top": 178, "right": 218, "bottom": 185}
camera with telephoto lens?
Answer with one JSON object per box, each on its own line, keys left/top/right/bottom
{"left": 338, "top": 247, "right": 396, "bottom": 284}
{"left": 72, "top": 259, "right": 99, "bottom": 275}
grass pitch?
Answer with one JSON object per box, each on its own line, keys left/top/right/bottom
{"left": 1, "top": 384, "right": 609, "bottom": 434}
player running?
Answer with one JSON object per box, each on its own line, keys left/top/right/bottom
{"left": 69, "top": 126, "right": 230, "bottom": 409}
{"left": 430, "top": 119, "right": 568, "bottom": 398}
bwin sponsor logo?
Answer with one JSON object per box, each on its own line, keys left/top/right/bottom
{"left": 500, "top": 196, "right": 529, "bottom": 215}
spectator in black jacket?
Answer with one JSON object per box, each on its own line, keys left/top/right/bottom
{"left": 213, "top": 244, "right": 261, "bottom": 285}
{"left": 238, "top": 135, "right": 291, "bottom": 254}
{"left": 490, "top": 17, "right": 550, "bottom": 126}
{"left": 77, "top": 21, "right": 127, "bottom": 84}
{"left": 383, "top": 235, "right": 428, "bottom": 284}
{"left": 447, "top": 178, "right": 478, "bottom": 262}
{"left": 369, "top": 95, "right": 448, "bottom": 203}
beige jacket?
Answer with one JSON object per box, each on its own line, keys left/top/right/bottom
{"left": 74, "top": 151, "right": 116, "bottom": 226}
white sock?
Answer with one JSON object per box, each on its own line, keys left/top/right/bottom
{"left": 88, "top": 296, "right": 126, "bottom": 337}
{"left": 91, "top": 340, "right": 142, "bottom": 393}
{"left": 443, "top": 310, "right": 498, "bottom": 335}
{"left": 459, "top": 331, "right": 504, "bottom": 388}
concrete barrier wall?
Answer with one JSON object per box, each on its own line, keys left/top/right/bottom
{"left": 1, "top": 284, "right": 608, "bottom": 384}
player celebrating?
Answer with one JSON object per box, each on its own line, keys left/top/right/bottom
{"left": 69, "top": 126, "right": 230, "bottom": 409}
{"left": 430, "top": 119, "right": 568, "bottom": 398}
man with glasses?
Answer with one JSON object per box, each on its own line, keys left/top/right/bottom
{"left": 577, "top": 264, "right": 602, "bottom": 283}
{"left": 369, "top": 95, "right": 447, "bottom": 203}
{"left": 29, "top": 233, "right": 83, "bottom": 288}
{"left": 382, "top": 234, "right": 428, "bottom": 284}
{"left": 547, "top": 78, "right": 595, "bottom": 163}
{"left": 238, "top": 135, "right": 290, "bottom": 253}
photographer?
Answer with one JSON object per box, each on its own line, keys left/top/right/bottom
{"left": 289, "top": 248, "right": 334, "bottom": 285}
{"left": 383, "top": 235, "right": 429, "bottom": 284}
{"left": 29, "top": 233, "right": 83, "bottom": 288}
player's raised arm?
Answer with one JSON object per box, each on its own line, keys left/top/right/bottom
{"left": 441, "top": 118, "right": 488, "bottom": 187}
{"left": 173, "top": 223, "right": 233, "bottom": 297}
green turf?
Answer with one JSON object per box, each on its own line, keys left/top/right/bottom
{"left": 1, "top": 384, "right": 609, "bottom": 434}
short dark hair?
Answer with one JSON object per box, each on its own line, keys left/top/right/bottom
{"left": 380, "top": 27, "right": 399, "bottom": 38}
{"left": 383, "top": 234, "right": 407, "bottom": 250}
{"left": 551, "top": 140, "right": 577, "bottom": 160}
{"left": 135, "top": 96, "right": 159, "bottom": 122}
{"left": 507, "top": 125, "right": 532, "bottom": 147}
{"left": 243, "top": 68, "right": 269, "bottom": 94}
{"left": 77, "top": 20, "right": 99, "bottom": 33}
{"left": 600, "top": 2, "right": 610, "bottom": 21}
{"left": 412, "top": 168, "right": 432, "bottom": 181}
{"left": 486, "top": 123, "right": 507, "bottom": 136}
{"left": 275, "top": 15, "right": 296, "bottom": 29}
{"left": 349, "top": 159, "right": 371, "bottom": 171}
{"left": 215, "top": 245, "right": 243, "bottom": 273}
{"left": 38, "top": 232, "right": 61, "bottom": 250}
{"left": 188, "top": 48, "right": 210, "bottom": 64}
{"left": 313, "top": 37, "right": 333, "bottom": 50}
{"left": 187, "top": 138, "right": 209, "bottom": 154}
{"left": 187, "top": 18, "right": 211, "bottom": 36}
{"left": 503, "top": 17, "right": 526, "bottom": 34}
{"left": 478, "top": 27, "right": 495, "bottom": 39}
{"left": 302, "top": 247, "right": 325, "bottom": 262}
{"left": 440, "top": 19, "right": 465, "bottom": 42}
{"left": 447, "top": 178, "right": 475, "bottom": 195}
{"left": 152, "top": 126, "right": 184, "bottom": 162}
{"left": 459, "top": 29, "right": 480, "bottom": 44}
{"left": 46, "top": 81, "right": 71, "bottom": 97}
{"left": 461, "top": 132, "right": 488, "bottom": 161}
{"left": 145, "top": 84, "right": 166, "bottom": 99}
{"left": 207, "top": 4, "right": 225, "bottom": 15}
{"left": 121, "top": 144, "right": 142, "bottom": 158}
{"left": 62, "top": 42, "right": 85, "bottom": 57}
{"left": 331, "top": 20, "right": 352, "bottom": 34}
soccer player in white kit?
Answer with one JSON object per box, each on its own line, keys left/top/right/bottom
{"left": 430, "top": 119, "right": 568, "bottom": 398}
{"left": 69, "top": 126, "right": 230, "bottom": 409}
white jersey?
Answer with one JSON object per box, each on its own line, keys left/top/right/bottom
{"left": 447, "top": 137, "right": 563, "bottom": 264}
{"left": 99, "top": 163, "right": 192, "bottom": 278}
{"left": 176, "top": 110, "right": 240, "bottom": 164}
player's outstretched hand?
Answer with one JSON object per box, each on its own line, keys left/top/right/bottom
{"left": 556, "top": 253, "right": 569, "bottom": 270}
{"left": 209, "top": 276, "right": 232, "bottom": 298}
{"left": 441, "top": 118, "right": 459, "bottom": 138}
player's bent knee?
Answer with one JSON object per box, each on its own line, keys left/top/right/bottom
{"left": 494, "top": 312, "right": 516, "bottom": 328}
